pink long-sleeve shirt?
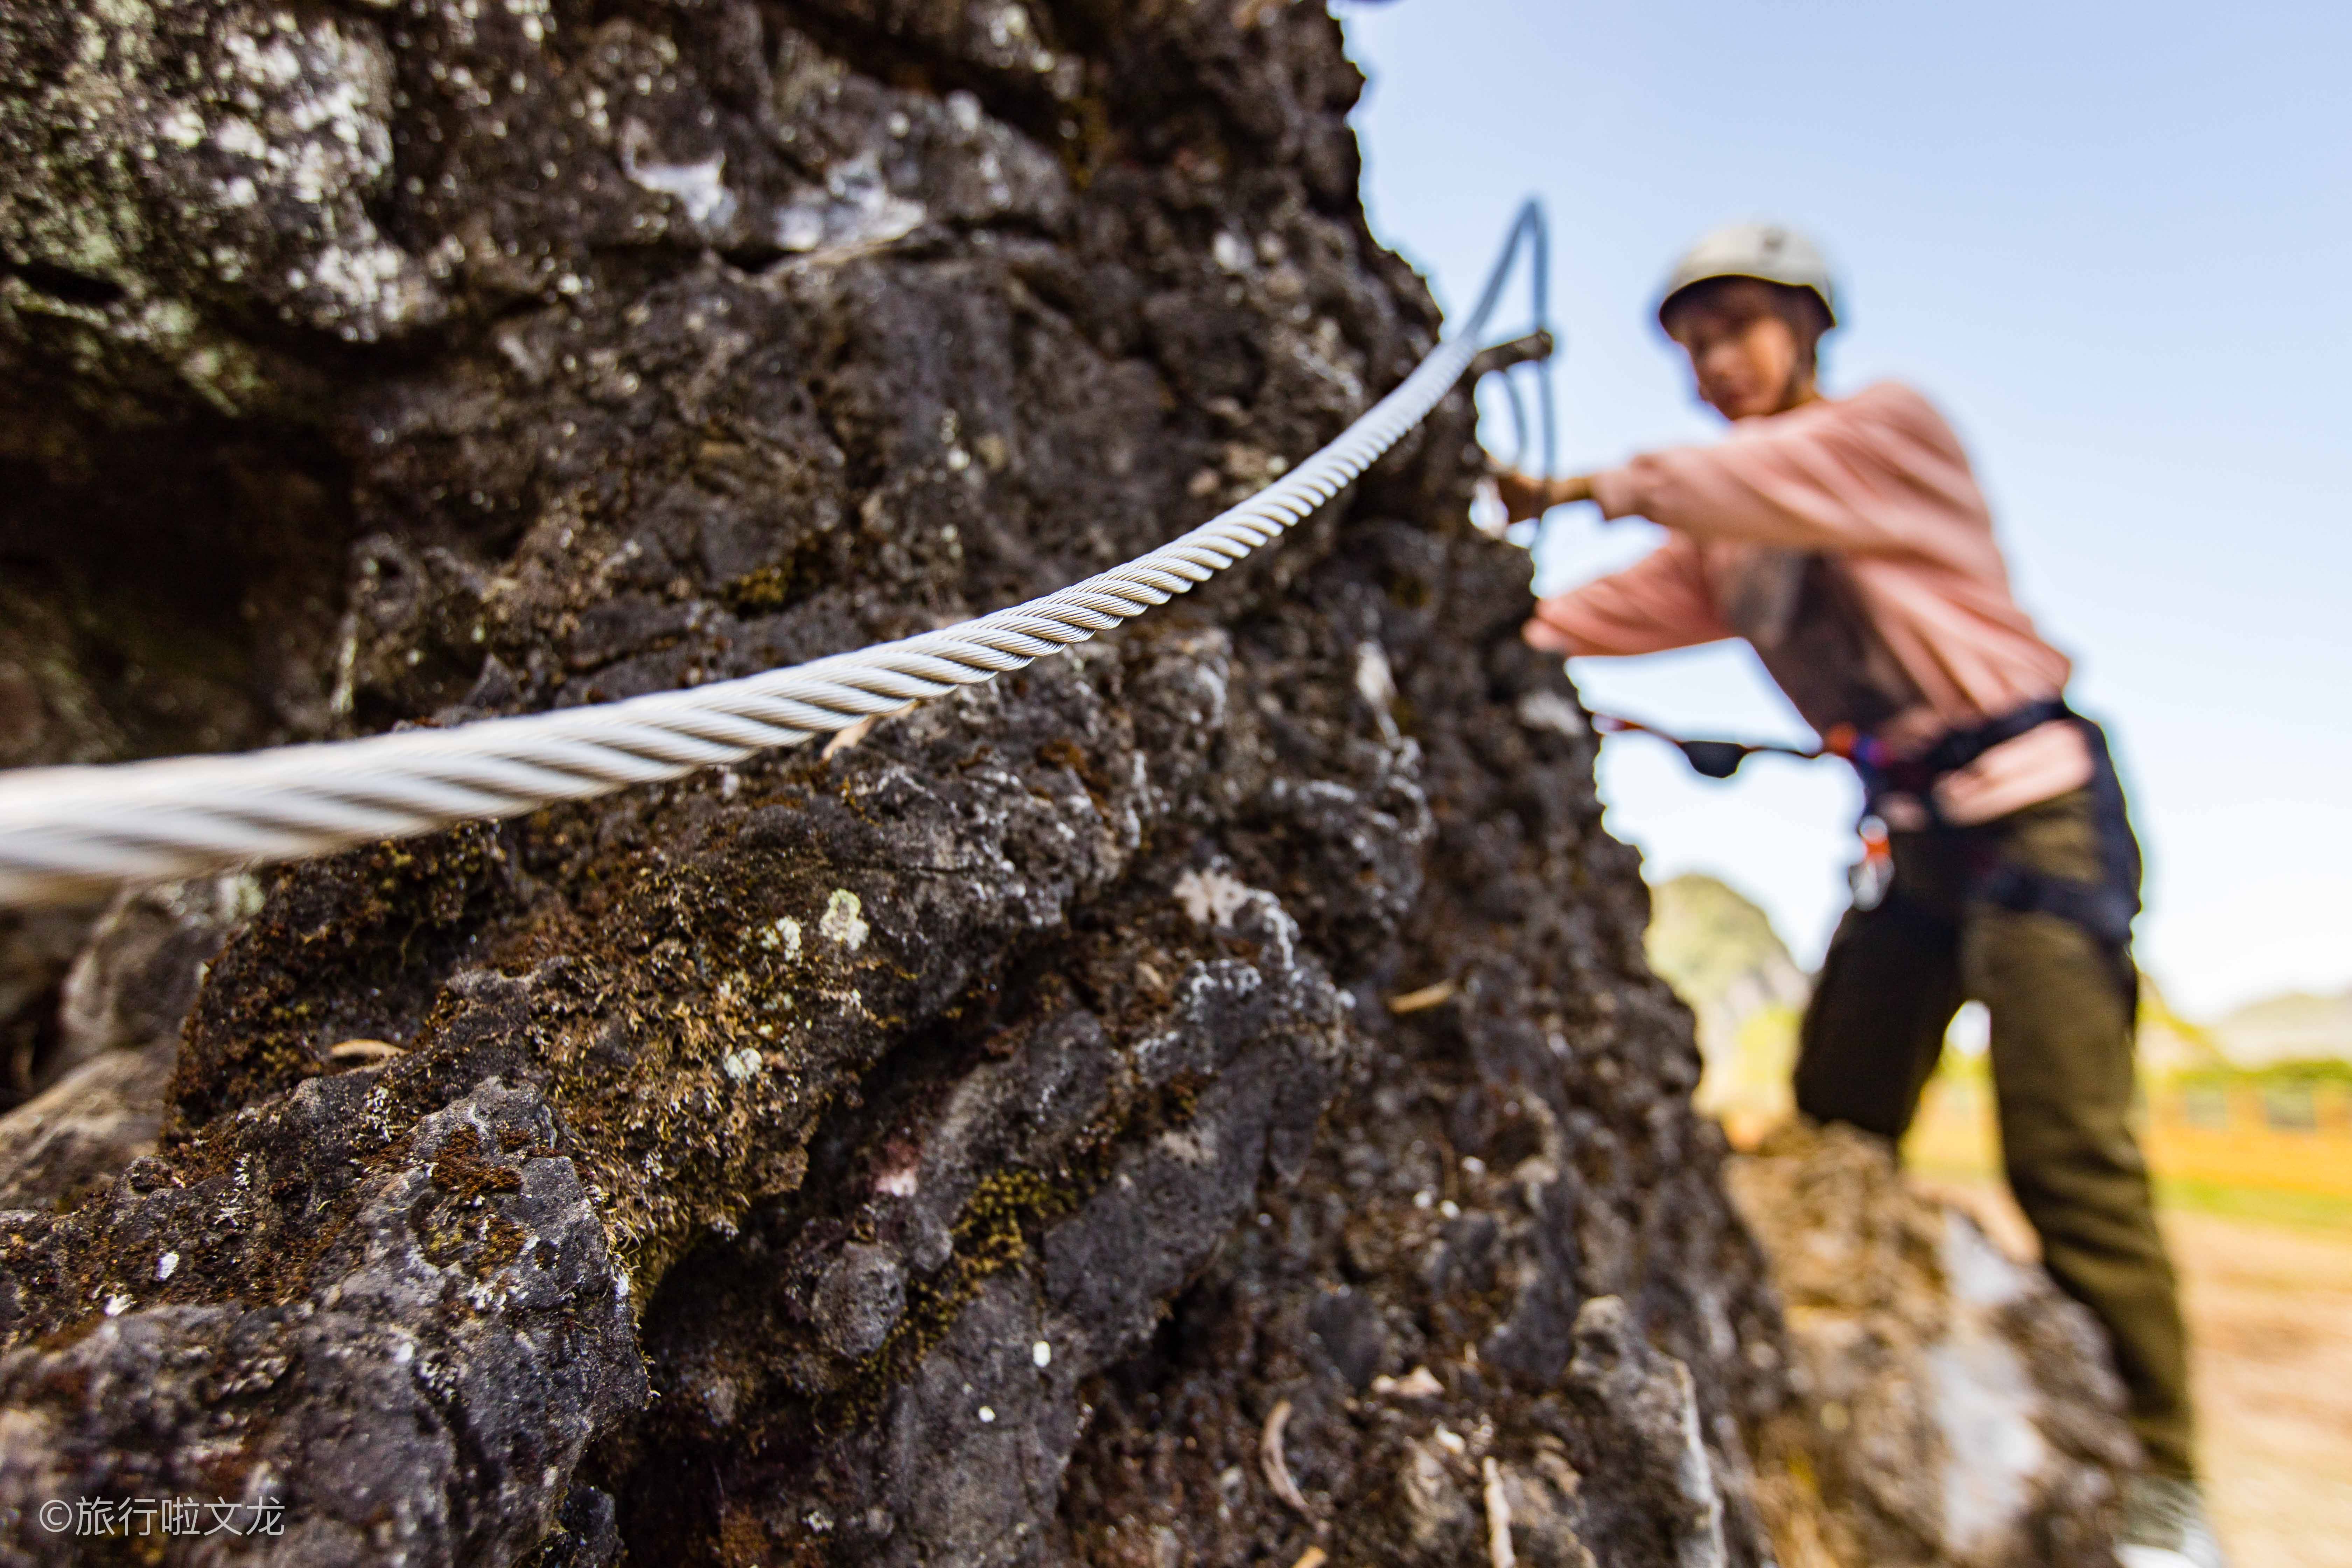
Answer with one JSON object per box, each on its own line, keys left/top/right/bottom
{"left": 1525, "top": 381, "right": 2092, "bottom": 825}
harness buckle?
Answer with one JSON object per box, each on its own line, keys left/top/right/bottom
{"left": 1849, "top": 814, "right": 1894, "bottom": 911}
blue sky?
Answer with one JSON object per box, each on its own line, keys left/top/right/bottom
{"left": 1341, "top": 0, "right": 2351, "bottom": 1018}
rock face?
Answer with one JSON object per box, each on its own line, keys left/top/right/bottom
{"left": 0, "top": 2, "right": 1791, "bottom": 1563}
{"left": 0, "top": 878, "right": 258, "bottom": 1208}
{"left": 1729, "top": 1123, "right": 2136, "bottom": 1568}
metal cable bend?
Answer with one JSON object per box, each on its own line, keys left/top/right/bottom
{"left": 0, "top": 201, "right": 1553, "bottom": 908}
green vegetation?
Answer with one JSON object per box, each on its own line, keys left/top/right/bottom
{"left": 2151, "top": 1176, "right": 2352, "bottom": 1234}
{"left": 1643, "top": 874, "right": 1808, "bottom": 1125}
{"left": 2170, "top": 1057, "right": 2352, "bottom": 1091}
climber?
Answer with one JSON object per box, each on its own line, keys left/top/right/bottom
{"left": 1490, "top": 223, "right": 2222, "bottom": 1568}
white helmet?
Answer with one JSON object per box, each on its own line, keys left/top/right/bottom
{"left": 1657, "top": 221, "right": 1839, "bottom": 329}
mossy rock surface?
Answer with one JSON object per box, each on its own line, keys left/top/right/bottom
{"left": 0, "top": 4, "right": 1796, "bottom": 1564}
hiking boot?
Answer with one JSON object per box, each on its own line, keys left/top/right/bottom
{"left": 2117, "top": 1474, "right": 2228, "bottom": 1568}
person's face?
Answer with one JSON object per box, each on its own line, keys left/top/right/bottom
{"left": 1671, "top": 301, "right": 1808, "bottom": 421}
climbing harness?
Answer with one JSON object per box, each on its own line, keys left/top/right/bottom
{"left": 1587, "top": 708, "right": 1900, "bottom": 918}
{"left": 1586, "top": 710, "right": 1824, "bottom": 780}
{"left": 1586, "top": 701, "right": 2138, "bottom": 946}
{"left": 1833, "top": 698, "right": 2068, "bottom": 806}
{"left": 1586, "top": 708, "right": 1896, "bottom": 912}
{"left": 1969, "top": 712, "right": 2144, "bottom": 955}
{"left": 1849, "top": 814, "right": 1894, "bottom": 910}
{"left": 0, "top": 203, "right": 1558, "bottom": 909}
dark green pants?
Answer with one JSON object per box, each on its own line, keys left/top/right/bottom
{"left": 1793, "top": 786, "right": 2196, "bottom": 1478}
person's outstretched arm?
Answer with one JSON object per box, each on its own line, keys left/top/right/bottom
{"left": 1523, "top": 532, "right": 1735, "bottom": 656}
{"left": 1492, "top": 470, "right": 1598, "bottom": 518}
{"left": 1585, "top": 384, "right": 1985, "bottom": 559}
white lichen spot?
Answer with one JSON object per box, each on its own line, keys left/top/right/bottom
{"left": 212, "top": 115, "right": 268, "bottom": 160}
{"left": 759, "top": 916, "right": 803, "bottom": 957}
{"left": 775, "top": 203, "right": 826, "bottom": 252}
{"left": 1156, "top": 1125, "right": 1215, "bottom": 1167}
{"left": 770, "top": 150, "right": 924, "bottom": 259}
{"left": 977, "top": 1405, "right": 996, "bottom": 1423}
{"left": 104, "top": 1294, "right": 133, "bottom": 1317}
{"left": 722, "top": 1047, "right": 764, "bottom": 1081}
{"left": 1212, "top": 231, "right": 1247, "bottom": 274}
{"left": 1371, "top": 1366, "right": 1446, "bottom": 1399}
{"left": 1354, "top": 640, "right": 1401, "bottom": 741}
{"left": 159, "top": 106, "right": 206, "bottom": 149}
{"left": 987, "top": 4, "right": 1033, "bottom": 47}
{"left": 1515, "top": 690, "right": 1588, "bottom": 740}
{"left": 156, "top": 1251, "right": 179, "bottom": 1282}
{"left": 1032, "top": 1340, "right": 1052, "bottom": 1368}
{"left": 1173, "top": 868, "right": 1251, "bottom": 929}
{"left": 821, "top": 890, "right": 868, "bottom": 950}
{"left": 618, "top": 120, "right": 736, "bottom": 229}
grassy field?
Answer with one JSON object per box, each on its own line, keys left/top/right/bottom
{"left": 1904, "top": 1071, "right": 2352, "bottom": 1233}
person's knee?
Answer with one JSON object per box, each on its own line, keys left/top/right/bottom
{"left": 1790, "top": 1049, "right": 1840, "bottom": 1118}
{"left": 2001, "top": 1116, "right": 2158, "bottom": 1241}
{"left": 1793, "top": 1053, "right": 1907, "bottom": 1141}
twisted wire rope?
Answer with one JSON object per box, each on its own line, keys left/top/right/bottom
{"left": 0, "top": 202, "right": 1552, "bottom": 909}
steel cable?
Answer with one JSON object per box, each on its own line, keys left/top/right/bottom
{"left": 0, "top": 201, "right": 1553, "bottom": 908}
